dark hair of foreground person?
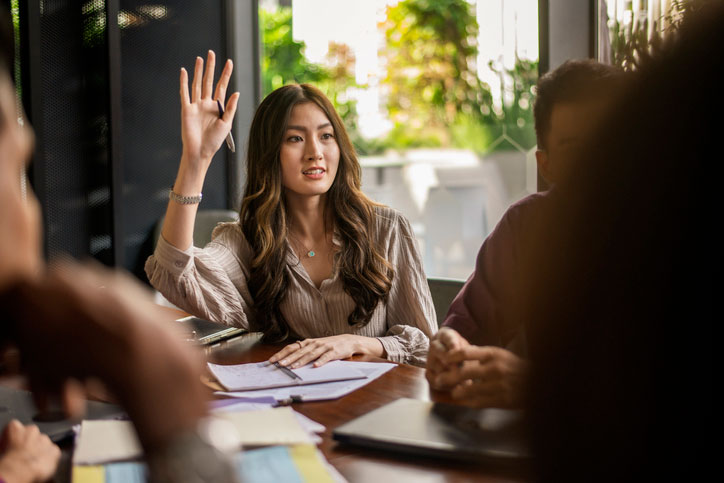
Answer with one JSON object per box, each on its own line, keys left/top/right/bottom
{"left": 523, "top": 3, "right": 719, "bottom": 482}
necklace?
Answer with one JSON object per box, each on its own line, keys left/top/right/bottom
{"left": 289, "top": 232, "right": 316, "bottom": 258}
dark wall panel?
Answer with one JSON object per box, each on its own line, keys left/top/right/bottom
{"left": 23, "top": 1, "right": 113, "bottom": 264}
{"left": 20, "top": 0, "right": 238, "bottom": 281}
{"left": 118, "top": 1, "right": 230, "bottom": 277}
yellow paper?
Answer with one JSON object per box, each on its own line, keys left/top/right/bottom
{"left": 290, "top": 444, "right": 335, "bottom": 483}
{"left": 72, "top": 465, "right": 104, "bottom": 483}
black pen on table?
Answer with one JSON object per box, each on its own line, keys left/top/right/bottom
{"left": 276, "top": 395, "right": 304, "bottom": 406}
{"left": 274, "top": 361, "right": 302, "bottom": 381}
{"left": 216, "top": 99, "right": 236, "bottom": 152}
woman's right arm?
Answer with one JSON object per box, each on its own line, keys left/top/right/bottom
{"left": 147, "top": 51, "right": 248, "bottom": 327}
{"left": 161, "top": 50, "right": 239, "bottom": 251}
{"left": 145, "top": 225, "right": 253, "bottom": 328}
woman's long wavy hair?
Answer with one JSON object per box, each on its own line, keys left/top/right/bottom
{"left": 239, "top": 84, "right": 393, "bottom": 342}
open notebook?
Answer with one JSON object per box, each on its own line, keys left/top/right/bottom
{"left": 207, "top": 360, "right": 367, "bottom": 391}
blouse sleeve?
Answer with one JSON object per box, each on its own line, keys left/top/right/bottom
{"left": 144, "top": 223, "right": 253, "bottom": 328}
{"left": 377, "top": 211, "right": 438, "bottom": 366}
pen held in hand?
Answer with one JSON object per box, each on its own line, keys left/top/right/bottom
{"left": 216, "top": 99, "right": 236, "bottom": 153}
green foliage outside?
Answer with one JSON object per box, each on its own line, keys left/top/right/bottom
{"left": 609, "top": 0, "right": 716, "bottom": 71}
{"left": 260, "top": 7, "right": 327, "bottom": 94}
{"left": 260, "top": 0, "right": 538, "bottom": 156}
{"left": 260, "top": 7, "right": 363, "bottom": 146}
{"left": 382, "top": 0, "right": 489, "bottom": 147}
{"left": 482, "top": 56, "right": 538, "bottom": 151}
{"left": 10, "top": 0, "right": 20, "bottom": 93}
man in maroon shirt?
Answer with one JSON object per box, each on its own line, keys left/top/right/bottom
{"left": 425, "top": 59, "right": 624, "bottom": 408}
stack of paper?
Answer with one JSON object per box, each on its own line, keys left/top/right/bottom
{"left": 216, "top": 406, "right": 312, "bottom": 446}
{"left": 72, "top": 407, "right": 339, "bottom": 482}
{"left": 73, "top": 421, "right": 142, "bottom": 465}
{"left": 73, "top": 407, "right": 312, "bottom": 464}
{"left": 207, "top": 360, "right": 367, "bottom": 391}
{"left": 236, "top": 445, "right": 344, "bottom": 483}
{"left": 73, "top": 445, "right": 344, "bottom": 483}
{"left": 216, "top": 360, "right": 397, "bottom": 402}
{"left": 211, "top": 400, "right": 326, "bottom": 444}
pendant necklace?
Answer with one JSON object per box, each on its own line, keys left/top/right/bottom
{"left": 290, "top": 232, "right": 316, "bottom": 258}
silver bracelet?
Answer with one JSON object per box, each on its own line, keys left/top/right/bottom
{"left": 169, "top": 188, "right": 203, "bottom": 205}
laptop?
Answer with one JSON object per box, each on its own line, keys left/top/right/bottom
{"left": 174, "top": 316, "right": 246, "bottom": 346}
{"left": 333, "top": 398, "right": 529, "bottom": 464}
{"left": 0, "top": 386, "right": 123, "bottom": 443}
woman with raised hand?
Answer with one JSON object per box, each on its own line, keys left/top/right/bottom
{"left": 146, "top": 51, "right": 436, "bottom": 367}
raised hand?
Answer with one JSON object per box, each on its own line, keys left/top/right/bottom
{"left": 179, "top": 50, "right": 239, "bottom": 173}
{"left": 163, "top": 50, "right": 241, "bottom": 251}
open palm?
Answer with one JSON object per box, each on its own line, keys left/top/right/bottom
{"left": 180, "top": 50, "right": 239, "bottom": 169}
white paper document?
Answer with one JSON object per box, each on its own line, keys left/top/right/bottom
{"left": 216, "top": 361, "right": 397, "bottom": 402}
{"left": 210, "top": 401, "right": 326, "bottom": 444}
{"left": 216, "top": 406, "right": 312, "bottom": 446}
{"left": 73, "top": 420, "right": 142, "bottom": 465}
{"left": 73, "top": 407, "right": 319, "bottom": 465}
{"left": 208, "top": 359, "right": 367, "bottom": 391}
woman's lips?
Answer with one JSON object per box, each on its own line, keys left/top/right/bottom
{"left": 302, "top": 167, "right": 325, "bottom": 179}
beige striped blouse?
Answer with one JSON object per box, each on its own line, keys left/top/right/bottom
{"left": 145, "top": 206, "right": 437, "bottom": 366}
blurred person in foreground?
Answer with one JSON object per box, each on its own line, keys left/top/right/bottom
{"left": 425, "top": 59, "right": 624, "bottom": 408}
{"left": 0, "top": 8, "right": 237, "bottom": 482}
{"left": 523, "top": 3, "right": 718, "bottom": 481}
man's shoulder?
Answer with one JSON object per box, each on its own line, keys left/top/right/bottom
{"left": 502, "top": 191, "right": 550, "bottom": 222}
{"left": 485, "top": 191, "right": 551, "bottom": 243}
{"left": 508, "top": 190, "right": 550, "bottom": 211}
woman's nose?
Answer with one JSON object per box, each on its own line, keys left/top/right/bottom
{"left": 305, "top": 139, "right": 322, "bottom": 161}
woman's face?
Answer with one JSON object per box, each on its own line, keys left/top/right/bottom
{"left": 0, "top": 73, "right": 41, "bottom": 287}
{"left": 279, "top": 102, "right": 340, "bottom": 201}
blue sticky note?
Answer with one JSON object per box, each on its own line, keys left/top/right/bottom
{"left": 235, "top": 446, "right": 302, "bottom": 483}
{"left": 105, "top": 462, "right": 147, "bottom": 483}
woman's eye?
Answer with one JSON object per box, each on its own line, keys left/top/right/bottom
{"left": 321, "top": 132, "right": 335, "bottom": 140}
{"left": 287, "top": 135, "right": 303, "bottom": 142}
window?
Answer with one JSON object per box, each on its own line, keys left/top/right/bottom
{"left": 598, "top": 0, "right": 699, "bottom": 68}
{"left": 260, "top": 0, "right": 539, "bottom": 278}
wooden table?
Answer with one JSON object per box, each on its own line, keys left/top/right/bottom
{"left": 204, "top": 333, "right": 528, "bottom": 483}
{"left": 0, "top": 317, "right": 527, "bottom": 482}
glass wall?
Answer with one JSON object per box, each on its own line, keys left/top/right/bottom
{"left": 260, "top": 0, "right": 539, "bottom": 279}
{"left": 597, "top": 0, "right": 699, "bottom": 68}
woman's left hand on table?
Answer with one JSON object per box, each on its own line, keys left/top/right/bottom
{"left": 268, "top": 335, "right": 384, "bottom": 368}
